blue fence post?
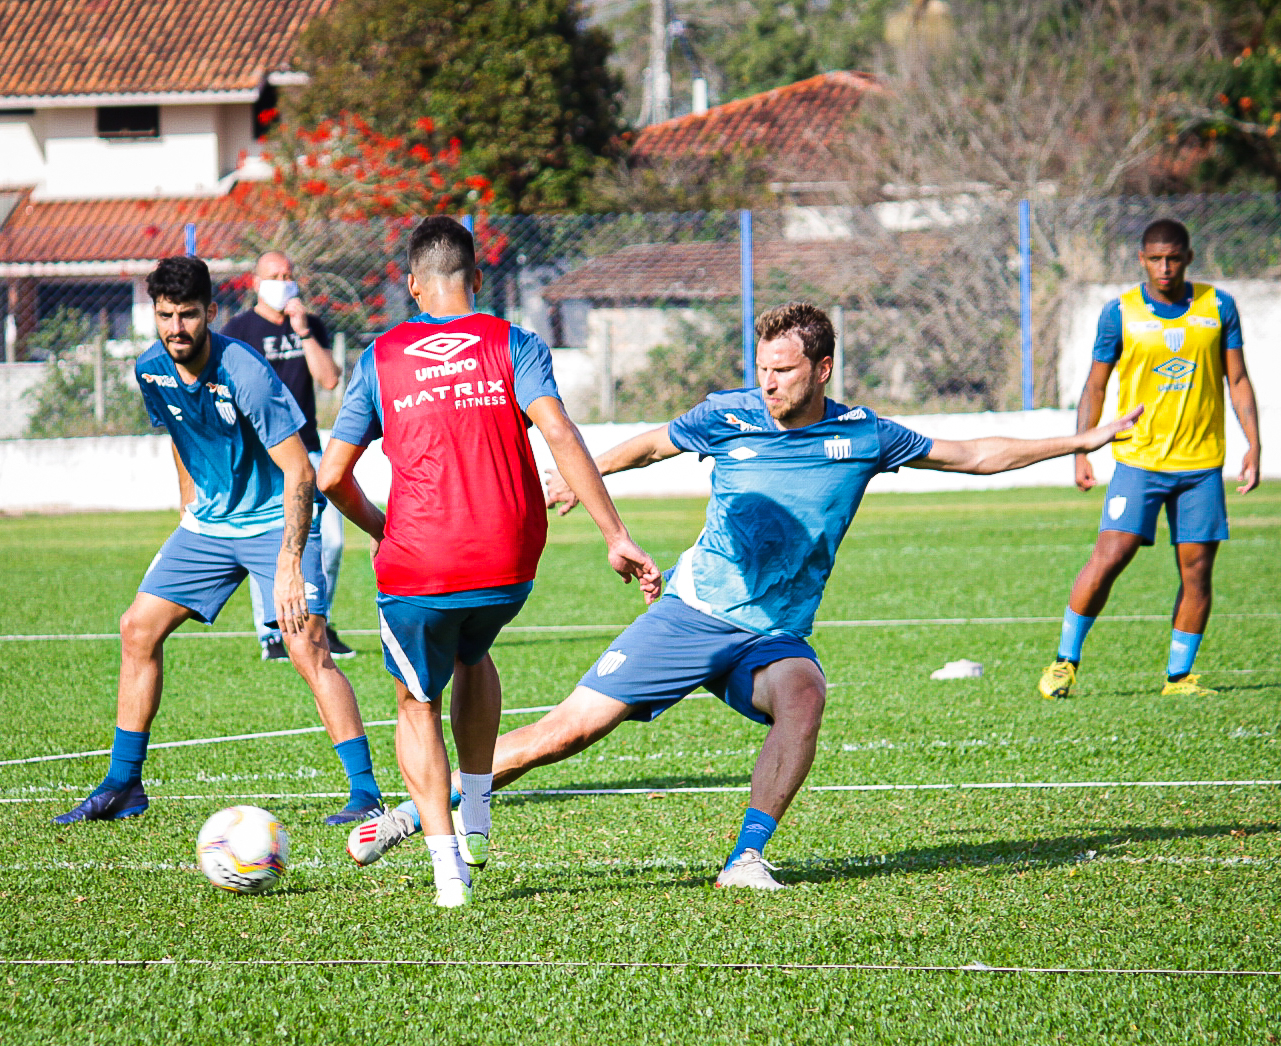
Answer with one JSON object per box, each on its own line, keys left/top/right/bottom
{"left": 461, "top": 214, "right": 474, "bottom": 234}
{"left": 184, "top": 222, "right": 197, "bottom": 257}
{"left": 740, "top": 209, "right": 754, "bottom": 386}
{"left": 1018, "top": 199, "right": 1034, "bottom": 411}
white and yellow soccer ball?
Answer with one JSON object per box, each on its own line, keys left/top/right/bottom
{"left": 196, "top": 805, "right": 289, "bottom": 894}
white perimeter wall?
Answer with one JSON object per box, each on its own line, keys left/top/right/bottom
{"left": 4, "top": 407, "right": 1270, "bottom": 514}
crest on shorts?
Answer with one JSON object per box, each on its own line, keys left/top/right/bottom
{"left": 1107, "top": 496, "right": 1127, "bottom": 521}
{"left": 596, "top": 650, "right": 627, "bottom": 676}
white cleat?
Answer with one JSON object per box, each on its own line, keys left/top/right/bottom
{"left": 346, "top": 807, "right": 418, "bottom": 867}
{"left": 452, "top": 809, "right": 490, "bottom": 871}
{"left": 435, "top": 876, "right": 473, "bottom": 909}
{"left": 715, "top": 848, "right": 784, "bottom": 891}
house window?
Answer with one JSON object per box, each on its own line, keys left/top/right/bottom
{"left": 96, "top": 105, "right": 160, "bottom": 139}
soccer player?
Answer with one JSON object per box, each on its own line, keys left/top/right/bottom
{"left": 347, "top": 300, "right": 1141, "bottom": 890}
{"left": 317, "top": 217, "right": 659, "bottom": 907}
{"left": 221, "top": 251, "right": 355, "bottom": 662}
{"left": 54, "top": 256, "right": 384, "bottom": 827}
{"left": 1037, "top": 219, "right": 1261, "bottom": 701}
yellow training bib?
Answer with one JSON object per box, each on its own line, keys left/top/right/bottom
{"left": 1113, "top": 282, "right": 1226, "bottom": 471}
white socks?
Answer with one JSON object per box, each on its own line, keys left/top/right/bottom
{"left": 425, "top": 835, "right": 469, "bottom": 887}
{"left": 458, "top": 771, "right": 493, "bottom": 837}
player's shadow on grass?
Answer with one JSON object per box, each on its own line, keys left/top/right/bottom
{"left": 496, "top": 770, "right": 751, "bottom": 804}
{"left": 788, "top": 820, "right": 1281, "bottom": 883}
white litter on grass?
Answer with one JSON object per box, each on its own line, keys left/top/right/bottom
{"left": 930, "top": 659, "right": 983, "bottom": 680}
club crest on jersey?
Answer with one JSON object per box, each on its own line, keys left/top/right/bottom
{"left": 215, "top": 400, "right": 237, "bottom": 425}
{"left": 824, "top": 437, "right": 852, "bottom": 460}
{"left": 1153, "top": 357, "right": 1196, "bottom": 381}
{"left": 723, "top": 412, "right": 762, "bottom": 433}
{"left": 402, "top": 332, "right": 481, "bottom": 362}
{"left": 1162, "top": 328, "right": 1186, "bottom": 353}
{"left": 596, "top": 650, "right": 627, "bottom": 676}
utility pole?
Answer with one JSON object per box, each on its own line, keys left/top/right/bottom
{"left": 648, "top": 0, "right": 670, "bottom": 125}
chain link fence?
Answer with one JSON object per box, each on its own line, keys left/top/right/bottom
{"left": 2, "top": 194, "right": 1278, "bottom": 437}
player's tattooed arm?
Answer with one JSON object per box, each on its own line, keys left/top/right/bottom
{"left": 1225, "top": 348, "right": 1261, "bottom": 494}
{"left": 266, "top": 433, "right": 314, "bottom": 635}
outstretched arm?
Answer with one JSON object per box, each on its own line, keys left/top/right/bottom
{"left": 525, "top": 397, "right": 662, "bottom": 602}
{"left": 911, "top": 405, "right": 1143, "bottom": 475}
{"left": 543, "top": 424, "right": 682, "bottom": 513}
{"left": 1225, "top": 349, "right": 1261, "bottom": 494}
{"left": 265, "top": 433, "right": 316, "bottom": 636}
{"left": 317, "top": 438, "right": 386, "bottom": 549}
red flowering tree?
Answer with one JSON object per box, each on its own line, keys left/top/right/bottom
{"left": 235, "top": 111, "right": 507, "bottom": 332}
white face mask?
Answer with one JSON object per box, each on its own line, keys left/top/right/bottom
{"left": 257, "top": 279, "right": 299, "bottom": 312}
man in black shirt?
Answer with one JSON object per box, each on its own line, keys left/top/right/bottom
{"left": 221, "top": 251, "right": 355, "bottom": 661}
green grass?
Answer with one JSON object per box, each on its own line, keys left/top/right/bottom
{"left": 1, "top": 484, "right": 1279, "bottom": 1044}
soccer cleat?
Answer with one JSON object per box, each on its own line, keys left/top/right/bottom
{"left": 325, "top": 626, "right": 356, "bottom": 660}
{"left": 52, "top": 781, "right": 149, "bottom": 825}
{"left": 715, "top": 848, "right": 784, "bottom": 891}
{"left": 435, "top": 877, "right": 473, "bottom": 909}
{"left": 452, "top": 809, "right": 489, "bottom": 871}
{"left": 1161, "top": 674, "right": 1219, "bottom": 697}
{"left": 1037, "top": 660, "right": 1077, "bottom": 700}
{"left": 260, "top": 638, "right": 289, "bottom": 663}
{"left": 324, "top": 795, "right": 384, "bottom": 827}
{"left": 346, "top": 807, "right": 418, "bottom": 866}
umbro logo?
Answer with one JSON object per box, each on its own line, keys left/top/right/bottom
{"left": 728, "top": 447, "right": 757, "bottom": 460}
{"left": 597, "top": 650, "right": 627, "bottom": 676}
{"left": 1153, "top": 358, "right": 1196, "bottom": 381}
{"left": 402, "top": 332, "right": 481, "bottom": 362}
{"left": 167, "top": 404, "right": 184, "bottom": 420}
{"left": 304, "top": 582, "right": 319, "bottom": 599}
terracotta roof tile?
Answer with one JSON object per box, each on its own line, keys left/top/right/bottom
{"left": 631, "top": 71, "right": 877, "bottom": 181}
{"left": 0, "top": 0, "right": 338, "bottom": 98}
{"left": 0, "top": 187, "right": 263, "bottom": 263}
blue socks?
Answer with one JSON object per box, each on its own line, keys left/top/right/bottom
{"left": 333, "top": 736, "right": 380, "bottom": 805}
{"left": 95, "top": 727, "right": 149, "bottom": 794}
{"left": 1167, "top": 629, "right": 1203, "bottom": 681}
{"left": 726, "top": 807, "right": 778, "bottom": 868}
{"left": 1057, "top": 608, "right": 1097, "bottom": 665}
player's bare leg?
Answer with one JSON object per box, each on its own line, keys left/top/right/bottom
{"left": 283, "top": 615, "right": 382, "bottom": 824}
{"left": 446, "top": 654, "right": 503, "bottom": 869}
{"left": 717, "top": 657, "right": 826, "bottom": 890}
{"left": 395, "top": 680, "right": 471, "bottom": 905}
{"left": 1162, "top": 541, "right": 1220, "bottom": 697}
{"left": 1067, "top": 530, "right": 1145, "bottom": 618}
{"left": 53, "top": 593, "right": 192, "bottom": 823}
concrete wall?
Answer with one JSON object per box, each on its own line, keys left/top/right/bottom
{"left": 0, "top": 363, "right": 47, "bottom": 439}
{"left": 4, "top": 407, "right": 1271, "bottom": 515}
{"left": 1059, "top": 279, "right": 1279, "bottom": 473}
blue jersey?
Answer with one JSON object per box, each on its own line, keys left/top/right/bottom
{"left": 666, "top": 389, "right": 932, "bottom": 637}
{"left": 331, "top": 312, "right": 560, "bottom": 446}
{"left": 136, "top": 332, "right": 306, "bottom": 538}
{"left": 1093, "top": 283, "right": 1243, "bottom": 364}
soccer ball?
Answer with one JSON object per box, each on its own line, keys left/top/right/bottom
{"left": 196, "top": 805, "right": 289, "bottom": 894}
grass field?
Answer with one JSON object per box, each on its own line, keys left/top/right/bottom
{"left": 1, "top": 483, "right": 1279, "bottom": 1044}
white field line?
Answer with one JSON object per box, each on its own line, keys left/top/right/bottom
{"left": 6, "top": 777, "right": 1281, "bottom": 805}
{"left": 4, "top": 611, "right": 1280, "bottom": 643}
{"left": 0, "top": 958, "right": 1277, "bottom": 977}
{"left": 0, "top": 704, "right": 560, "bottom": 768}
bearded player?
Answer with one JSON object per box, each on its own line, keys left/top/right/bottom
{"left": 1038, "top": 219, "right": 1261, "bottom": 700}
{"left": 348, "top": 300, "right": 1141, "bottom": 890}
{"left": 318, "top": 217, "right": 658, "bottom": 907}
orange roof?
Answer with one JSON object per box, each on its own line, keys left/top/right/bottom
{"left": 0, "top": 187, "right": 266, "bottom": 264}
{"left": 631, "top": 71, "right": 877, "bottom": 179}
{"left": 0, "top": 0, "right": 337, "bottom": 100}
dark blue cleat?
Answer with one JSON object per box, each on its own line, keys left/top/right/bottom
{"left": 53, "top": 782, "right": 149, "bottom": 825}
{"left": 323, "top": 796, "right": 383, "bottom": 827}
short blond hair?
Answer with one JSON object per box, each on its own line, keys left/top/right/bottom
{"left": 755, "top": 301, "right": 834, "bottom": 363}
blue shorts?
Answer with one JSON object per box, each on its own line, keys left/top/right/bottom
{"left": 579, "top": 595, "right": 822, "bottom": 727}
{"left": 138, "top": 524, "right": 327, "bottom": 625}
{"left": 1101, "top": 462, "right": 1229, "bottom": 546}
{"left": 376, "top": 592, "right": 527, "bottom": 703}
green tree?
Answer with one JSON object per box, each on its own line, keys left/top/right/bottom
{"left": 287, "top": 0, "right": 622, "bottom": 213}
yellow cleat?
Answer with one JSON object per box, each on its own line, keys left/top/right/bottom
{"left": 1160, "top": 674, "right": 1219, "bottom": 697}
{"left": 1037, "top": 660, "right": 1077, "bottom": 700}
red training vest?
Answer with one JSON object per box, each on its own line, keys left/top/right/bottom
{"left": 371, "top": 314, "right": 548, "bottom": 595}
